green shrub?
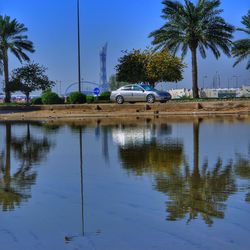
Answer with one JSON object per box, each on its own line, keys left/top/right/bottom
{"left": 31, "top": 97, "right": 43, "bottom": 105}
{"left": 100, "top": 91, "right": 111, "bottom": 98}
{"left": 86, "top": 95, "right": 95, "bottom": 103}
{"left": 41, "top": 91, "right": 63, "bottom": 104}
{"left": 69, "top": 92, "right": 86, "bottom": 104}
{"left": 98, "top": 91, "right": 111, "bottom": 101}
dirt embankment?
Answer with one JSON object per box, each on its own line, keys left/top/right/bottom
{"left": 0, "top": 100, "right": 249, "bottom": 121}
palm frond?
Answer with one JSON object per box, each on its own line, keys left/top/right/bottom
{"left": 0, "top": 15, "right": 35, "bottom": 63}
{"left": 149, "top": 0, "right": 234, "bottom": 59}
{"left": 232, "top": 10, "right": 250, "bottom": 69}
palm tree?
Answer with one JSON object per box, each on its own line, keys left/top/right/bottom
{"left": 149, "top": 0, "right": 234, "bottom": 98}
{"left": 0, "top": 15, "right": 34, "bottom": 103}
{"left": 232, "top": 10, "right": 250, "bottom": 69}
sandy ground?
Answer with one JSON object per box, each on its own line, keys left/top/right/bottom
{"left": 0, "top": 100, "right": 249, "bottom": 121}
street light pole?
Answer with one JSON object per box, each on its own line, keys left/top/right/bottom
{"left": 77, "top": 0, "right": 81, "bottom": 93}
{"left": 233, "top": 75, "right": 239, "bottom": 88}
{"left": 202, "top": 75, "right": 207, "bottom": 89}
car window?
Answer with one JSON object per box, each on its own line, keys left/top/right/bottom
{"left": 140, "top": 85, "right": 154, "bottom": 91}
{"left": 121, "top": 86, "right": 133, "bottom": 91}
{"left": 132, "top": 86, "right": 143, "bottom": 91}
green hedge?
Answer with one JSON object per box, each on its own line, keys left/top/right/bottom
{"left": 100, "top": 91, "right": 111, "bottom": 97}
{"left": 31, "top": 97, "right": 43, "bottom": 105}
{"left": 41, "top": 91, "right": 64, "bottom": 104}
{"left": 86, "top": 95, "right": 95, "bottom": 103}
{"left": 98, "top": 91, "right": 111, "bottom": 101}
{"left": 69, "top": 92, "right": 86, "bottom": 104}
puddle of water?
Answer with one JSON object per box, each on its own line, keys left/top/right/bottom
{"left": 0, "top": 117, "right": 249, "bottom": 250}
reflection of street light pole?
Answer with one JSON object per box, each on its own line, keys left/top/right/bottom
{"left": 79, "top": 127, "right": 84, "bottom": 236}
{"left": 64, "top": 127, "right": 84, "bottom": 243}
{"left": 77, "top": 0, "right": 81, "bottom": 93}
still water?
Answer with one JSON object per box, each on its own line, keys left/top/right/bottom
{"left": 0, "top": 117, "right": 249, "bottom": 250}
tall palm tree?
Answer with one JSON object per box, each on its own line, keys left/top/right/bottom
{"left": 149, "top": 0, "right": 234, "bottom": 98}
{"left": 232, "top": 10, "right": 250, "bottom": 70}
{"left": 0, "top": 15, "right": 34, "bottom": 103}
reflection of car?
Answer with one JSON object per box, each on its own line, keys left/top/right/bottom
{"left": 110, "top": 84, "right": 172, "bottom": 104}
{"left": 112, "top": 124, "right": 172, "bottom": 147}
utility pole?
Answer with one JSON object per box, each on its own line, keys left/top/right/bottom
{"left": 55, "top": 80, "right": 62, "bottom": 96}
{"left": 202, "top": 75, "right": 207, "bottom": 89}
{"left": 77, "top": 0, "right": 81, "bottom": 92}
{"left": 233, "top": 75, "right": 239, "bottom": 88}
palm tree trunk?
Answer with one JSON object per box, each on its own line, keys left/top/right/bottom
{"left": 3, "top": 49, "right": 11, "bottom": 103}
{"left": 191, "top": 47, "right": 199, "bottom": 98}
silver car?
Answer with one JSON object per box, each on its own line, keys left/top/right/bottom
{"left": 110, "top": 84, "right": 171, "bottom": 104}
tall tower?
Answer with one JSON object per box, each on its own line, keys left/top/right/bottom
{"left": 99, "top": 43, "right": 109, "bottom": 91}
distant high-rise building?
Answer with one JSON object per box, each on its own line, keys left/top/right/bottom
{"left": 99, "top": 43, "right": 109, "bottom": 91}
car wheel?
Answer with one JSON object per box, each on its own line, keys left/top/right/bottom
{"left": 146, "top": 94, "right": 155, "bottom": 103}
{"left": 116, "top": 95, "right": 124, "bottom": 104}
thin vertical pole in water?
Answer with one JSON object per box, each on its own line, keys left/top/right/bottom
{"left": 77, "top": 0, "right": 81, "bottom": 92}
{"left": 79, "top": 127, "right": 84, "bottom": 236}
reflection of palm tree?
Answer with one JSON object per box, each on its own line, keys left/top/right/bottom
{"left": 156, "top": 120, "right": 236, "bottom": 226}
{"left": 119, "top": 120, "right": 237, "bottom": 226}
{"left": 0, "top": 123, "right": 29, "bottom": 210}
{"left": 0, "top": 123, "right": 52, "bottom": 211}
{"left": 11, "top": 123, "right": 51, "bottom": 166}
{"left": 234, "top": 153, "right": 250, "bottom": 203}
{"left": 156, "top": 158, "right": 236, "bottom": 226}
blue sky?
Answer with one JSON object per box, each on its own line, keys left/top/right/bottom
{"left": 1, "top": 0, "right": 250, "bottom": 94}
